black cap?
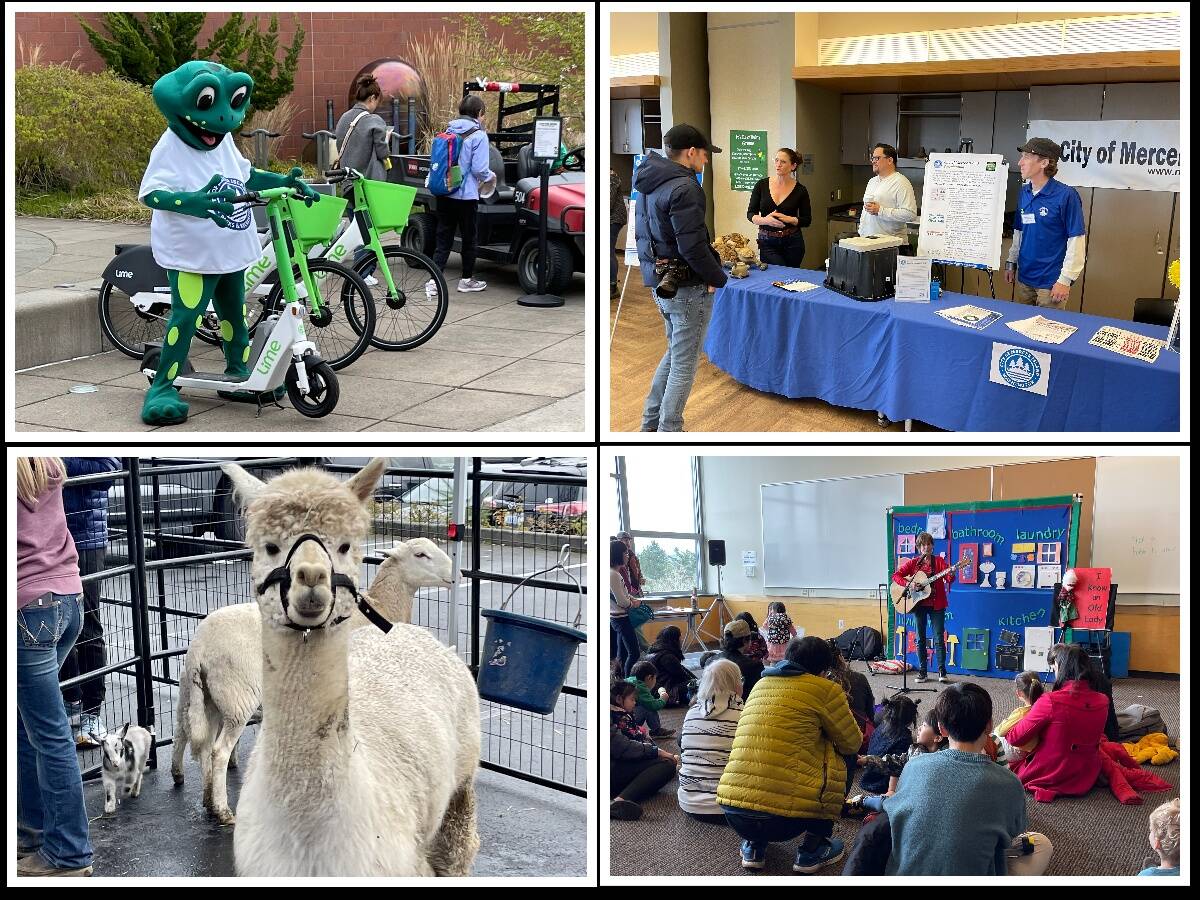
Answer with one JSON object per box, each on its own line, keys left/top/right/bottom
{"left": 664, "top": 124, "right": 722, "bottom": 154}
{"left": 1017, "top": 137, "right": 1061, "bottom": 161}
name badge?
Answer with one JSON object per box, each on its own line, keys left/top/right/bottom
{"left": 1021, "top": 212, "right": 1036, "bottom": 225}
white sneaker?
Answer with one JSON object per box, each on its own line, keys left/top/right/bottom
{"left": 457, "top": 278, "right": 487, "bottom": 293}
{"left": 424, "top": 279, "right": 439, "bottom": 299}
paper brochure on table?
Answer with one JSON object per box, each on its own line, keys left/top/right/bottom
{"left": 917, "top": 153, "right": 1008, "bottom": 271}
{"left": 937, "top": 304, "right": 1002, "bottom": 330}
{"left": 1089, "top": 325, "right": 1165, "bottom": 363}
{"left": 771, "top": 280, "right": 820, "bottom": 293}
{"left": 1007, "top": 315, "right": 1077, "bottom": 344}
{"left": 894, "top": 256, "right": 932, "bottom": 302}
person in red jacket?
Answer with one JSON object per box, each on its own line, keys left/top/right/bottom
{"left": 1005, "top": 644, "right": 1109, "bottom": 803}
{"left": 892, "top": 532, "right": 955, "bottom": 683}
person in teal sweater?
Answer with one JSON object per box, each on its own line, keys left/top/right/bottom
{"left": 884, "top": 683, "right": 1054, "bottom": 876}
{"left": 626, "top": 660, "right": 672, "bottom": 738}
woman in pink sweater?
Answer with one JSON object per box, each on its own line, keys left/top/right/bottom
{"left": 17, "top": 457, "right": 93, "bottom": 876}
{"left": 1006, "top": 645, "right": 1109, "bottom": 803}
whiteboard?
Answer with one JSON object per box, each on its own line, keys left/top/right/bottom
{"left": 1092, "top": 457, "right": 1180, "bottom": 594}
{"left": 761, "top": 474, "right": 903, "bottom": 590}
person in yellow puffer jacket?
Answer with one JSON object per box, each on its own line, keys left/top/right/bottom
{"left": 717, "top": 636, "right": 863, "bottom": 874}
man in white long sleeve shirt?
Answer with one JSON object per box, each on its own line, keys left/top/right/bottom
{"left": 859, "top": 143, "right": 918, "bottom": 244}
{"left": 1005, "top": 137, "right": 1087, "bottom": 309}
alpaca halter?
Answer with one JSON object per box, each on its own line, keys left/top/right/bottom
{"left": 256, "top": 533, "right": 392, "bottom": 635}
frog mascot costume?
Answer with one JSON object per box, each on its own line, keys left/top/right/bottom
{"left": 138, "top": 60, "right": 321, "bottom": 425}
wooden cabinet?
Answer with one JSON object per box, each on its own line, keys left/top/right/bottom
{"left": 1081, "top": 189, "right": 1175, "bottom": 320}
{"left": 841, "top": 94, "right": 870, "bottom": 164}
{"left": 868, "top": 93, "right": 898, "bottom": 151}
{"left": 959, "top": 91, "right": 996, "bottom": 153}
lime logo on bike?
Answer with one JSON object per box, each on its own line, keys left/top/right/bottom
{"left": 257, "top": 340, "right": 282, "bottom": 375}
{"left": 330, "top": 244, "right": 346, "bottom": 260}
{"left": 167, "top": 326, "right": 179, "bottom": 346}
{"left": 246, "top": 256, "right": 273, "bottom": 287}
{"left": 220, "top": 320, "right": 234, "bottom": 341}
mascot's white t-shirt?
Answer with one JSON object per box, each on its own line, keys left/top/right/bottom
{"left": 139, "top": 130, "right": 262, "bottom": 274}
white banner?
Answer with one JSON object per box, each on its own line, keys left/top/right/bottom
{"left": 1026, "top": 120, "right": 1180, "bottom": 192}
{"left": 990, "top": 342, "right": 1052, "bottom": 397}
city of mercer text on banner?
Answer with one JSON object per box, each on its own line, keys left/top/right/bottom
{"left": 1026, "top": 119, "right": 1180, "bottom": 192}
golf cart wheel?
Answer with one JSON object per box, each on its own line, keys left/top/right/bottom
{"left": 517, "top": 239, "right": 574, "bottom": 295}
{"left": 285, "top": 359, "right": 340, "bottom": 418}
{"left": 402, "top": 212, "right": 438, "bottom": 257}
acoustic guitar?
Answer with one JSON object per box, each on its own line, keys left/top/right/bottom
{"left": 891, "top": 556, "right": 970, "bottom": 614}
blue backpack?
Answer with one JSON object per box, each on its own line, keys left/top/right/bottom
{"left": 427, "top": 126, "right": 479, "bottom": 196}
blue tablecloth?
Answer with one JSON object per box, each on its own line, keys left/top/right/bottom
{"left": 702, "top": 266, "right": 1179, "bottom": 431}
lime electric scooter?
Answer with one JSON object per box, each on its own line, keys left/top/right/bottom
{"left": 139, "top": 185, "right": 342, "bottom": 418}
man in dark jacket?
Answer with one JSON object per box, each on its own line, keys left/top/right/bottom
{"left": 60, "top": 457, "right": 122, "bottom": 747}
{"left": 634, "top": 124, "right": 727, "bottom": 432}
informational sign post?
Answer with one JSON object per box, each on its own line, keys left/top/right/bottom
{"left": 894, "top": 256, "right": 933, "bottom": 302}
{"left": 729, "top": 129, "right": 768, "bottom": 192}
{"left": 532, "top": 116, "right": 562, "bottom": 160}
{"left": 917, "top": 153, "right": 1008, "bottom": 271}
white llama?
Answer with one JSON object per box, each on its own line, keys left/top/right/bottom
{"left": 225, "top": 459, "right": 480, "bottom": 876}
{"left": 170, "top": 538, "right": 453, "bottom": 825}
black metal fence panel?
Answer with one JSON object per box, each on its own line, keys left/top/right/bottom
{"left": 54, "top": 457, "right": 587, "bottom": 796}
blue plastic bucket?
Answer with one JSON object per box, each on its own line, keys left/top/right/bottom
{"left": 478, "top": 609, "right": 586, "bottom": 715}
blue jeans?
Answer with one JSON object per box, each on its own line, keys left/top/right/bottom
{"left": 913, "top": 604, "right": 946, "bottom": 675}
{"left": 17, "top": 593, "right": 94, "bottom": 869}
{"left": 611, "top": 615, "right": 640, "bottom": 679}
{"left": 632, "top": 704, "right": 662, "bottom": 733}
{"left": 721, "top": 806, "right": 834, "bottom": 853}
{"left": 641, "top": 283, "right": 714, "bottom": 432}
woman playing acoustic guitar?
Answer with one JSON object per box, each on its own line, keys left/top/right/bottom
{"left": 893, "top": 532, "right": 957, "bottom": 683}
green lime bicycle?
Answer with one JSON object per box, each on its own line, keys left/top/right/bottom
{"left": 320, "top": 168, "right": 449, "bottom": 350}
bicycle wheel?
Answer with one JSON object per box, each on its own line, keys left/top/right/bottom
{"left": 264, "top": 259, "right": 376, "bottom": 370}
{"left": 98, "top": 280, "right": 269, "bottom": 358}
{"left": 353, "top": 246, "right": 448, "bottom": 351}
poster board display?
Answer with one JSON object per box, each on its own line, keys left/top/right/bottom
{"left": 887, "top": 495, "right": 1082, "bottom": 678}
{"left": 729, "top": 130, "right": 768, "bottom": 192}
{"left": 916, "top": 153, "right": 1008, "bottom": 271}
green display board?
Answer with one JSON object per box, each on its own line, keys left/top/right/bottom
{"left": 729, "top": 130, "right": 768, "bottom": 192}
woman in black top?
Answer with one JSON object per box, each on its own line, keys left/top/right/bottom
{"left": 746, "top": 148, "right": 812, "bottom": 268}
{"left": 641, "top": 626, "right": 691, "bottom": 705}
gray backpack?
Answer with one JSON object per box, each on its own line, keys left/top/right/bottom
{"left": 1116, "top": 703, "right": 1170, "bottom": 741}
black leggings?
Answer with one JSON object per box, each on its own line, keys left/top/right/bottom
{"left": 433, "top": 196, "right": 479, "bottom": 278}
{"left": 612, "top": 757, "right": 676, "bottom": 803}
{"left": 60, "top": 548, "right": 107, "bottom": 712}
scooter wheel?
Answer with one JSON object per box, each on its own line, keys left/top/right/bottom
{"left": 285, "top": 358, "right": 339, "bottom": 417}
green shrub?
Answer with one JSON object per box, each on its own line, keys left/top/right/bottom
{"left": 16, "top": 65, "right": 164, "bottom": 195}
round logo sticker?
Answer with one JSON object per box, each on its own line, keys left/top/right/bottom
{"left": 214, "top": 176, "right": 253, "bottom": 231}
{"left": 998, "top": 347, "right": 1041, "bottom": 389}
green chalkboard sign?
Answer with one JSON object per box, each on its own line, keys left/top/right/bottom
{"left": 729, "top": 130, "right": 768, "bottom": 192}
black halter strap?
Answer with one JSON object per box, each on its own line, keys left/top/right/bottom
{"left": 256, "top": 533, "right": 392, "bottom": 634}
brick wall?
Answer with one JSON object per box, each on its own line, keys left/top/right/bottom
{"left": 15, "top": 11, "right": 542, "bottom": 159}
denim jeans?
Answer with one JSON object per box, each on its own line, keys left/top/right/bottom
{"left": 611, "top": 615, "right": 640, "bottom": 679}
{"left": 632, "top": 704, "right": 662, "bottom": 733}
{"left": 17, "top": 593, "right": 94, "bottom": 869}
{"left": 721, "top": 805, "right": 834, "bottom": 853}
{"left": 913, "top": 604, "right": 947, "bottom": 675}
{"left": 641, "top": 282, "right": 714, "bottom": 432}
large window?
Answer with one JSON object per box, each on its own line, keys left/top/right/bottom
{"left": 610, "top": 455, "right": 704, "bottom": 596}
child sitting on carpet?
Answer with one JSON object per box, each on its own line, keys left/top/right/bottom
{"left": 625, "top": 660, "right": 673, "bottom": 737}
{"left": 994, "top": 671, "right": 1044, "bottom": 766}
{"left": 1138, "top": 797, "right": 1180, "bottom": 876}
{"left": 611, "top": 680, "right": 680, "bottom": 821}
{"left": 763, "top": 602, "right": 796, "bottom": 664}
{"left": 857, "top": 695, "right": 918, "bottom": 795}
{"left": 847, "top": 699, "right": 938, "bottom": 814}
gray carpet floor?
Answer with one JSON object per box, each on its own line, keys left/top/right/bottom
{"left": 610, "top": 663, "right": 1180, "bottom": 877}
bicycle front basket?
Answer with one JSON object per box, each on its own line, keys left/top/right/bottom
{"left": 360, "top": 179, "right": 417, "bottom": 234}
{"left": 286, "top": 192, "right": 348, "bottom": 245}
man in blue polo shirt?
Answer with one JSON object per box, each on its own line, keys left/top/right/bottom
{"left": 1004, "top": 137, "right": 1087, "bottom": 309}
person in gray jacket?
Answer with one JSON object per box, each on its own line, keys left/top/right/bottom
{"left": 334, "top": 75, "right": 393, "bottom": 209}
{"left": 634, "top": 124, "right": 727, "bottom": 432}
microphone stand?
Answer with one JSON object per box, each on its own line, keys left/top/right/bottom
{"left": 888, "top": 561, "right": 937, "bottom": 698}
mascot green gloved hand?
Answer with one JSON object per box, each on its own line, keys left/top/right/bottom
{"left": 138, "top": 60, "right": 320, "bottom": 426}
